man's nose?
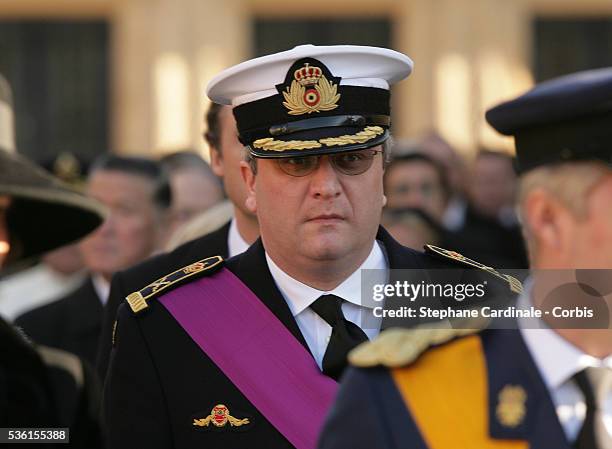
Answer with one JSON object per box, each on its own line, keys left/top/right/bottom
{"left": 310, "top": 156, "right": 342, "bottom": 199}
{"left": 95, "top": 212, "right": 117, "bottom": 236}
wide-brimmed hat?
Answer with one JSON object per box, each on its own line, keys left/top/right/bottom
{"left": 0, "top": 73, "right": 104, "bottom": 266}
{"left": 0, "top": 150, "right": 105, "bottom": 265}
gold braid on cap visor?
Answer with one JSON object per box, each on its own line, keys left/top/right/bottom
{"left": 252, "top": 126, "right": 384, "bottom": 152}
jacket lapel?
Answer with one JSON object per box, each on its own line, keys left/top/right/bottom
{"left": 208, "top": 221, "right": 231, "bottom": 258}
{"left": 65, "top": 276, "right": 104, "bottom": 336}
{"left": 482, "top": 329, "right": 571, "bottom": 449}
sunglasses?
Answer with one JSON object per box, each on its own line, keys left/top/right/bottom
{"left": 276, "top": 149, "right": 384, "bottom": 177}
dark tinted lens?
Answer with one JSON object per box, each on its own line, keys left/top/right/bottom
{"left": 332, "top": 150, "right": 377, "bottom": 175}
{"left": 277, "top": 156, "right": 319, "bottom": 177}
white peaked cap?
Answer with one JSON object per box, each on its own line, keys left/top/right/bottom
{"left": 207, "top": 44, "right": 413, "bottom": 107}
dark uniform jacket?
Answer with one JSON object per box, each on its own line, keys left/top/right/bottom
{"left": 0, "top": 317, "right": 103, "bottom": 448}
{"left": 104, "top": 228, "right": 452, "bottom": 449}
{"left": 318, "top": 328, "right": 570, "bottom": 449}
{"left": 96, "top": 221, "right": 231, "bottom": 379}
{"left": 15, "top": 276, "right": 102, "bottom": 366}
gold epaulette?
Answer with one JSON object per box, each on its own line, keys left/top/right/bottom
{"left": 349, "top": 316, "right": 489, "bottom": 368}
{"left": 125, "top": 255, "right": 224, "bottom": 314}
{"left": 424, "top": 244, "right": 523, "bottom": 295}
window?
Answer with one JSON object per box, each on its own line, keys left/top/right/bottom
{"left": 533, "top": 17, "right": 612, "bottom": 82}
{"left": 254, "top": 18, "right": 391, "bottom": 57}
{"left": 0, "top": 21, "right": 109, "bottom": 162}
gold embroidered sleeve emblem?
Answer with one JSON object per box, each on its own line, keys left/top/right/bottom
{"left": 282, "top": 63, "right": 340, "bottom": 115}
{"left": 496, "top": 385, "right": 527, "bottom": 428}
{"left": 192, "top": 404, "right": 250, "bottom": 428}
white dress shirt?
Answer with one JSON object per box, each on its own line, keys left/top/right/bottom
{"left": 266, "top": 241, "right": 388, "bottom": 369}
{"left": 519, "top": 281, "right": 612, "bottom": 442}
{"left": 0, "top": 264, "right": 85, "bottom": 321}
{"left": 228, "top": 218, "right": 250, "bottom": 257}
{"left": 92, "top": 274, "right": 110, "bottom": 306}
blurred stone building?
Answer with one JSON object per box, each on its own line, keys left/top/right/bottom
{"left": 1, "top": 0, "right": 611, "bottom": 161}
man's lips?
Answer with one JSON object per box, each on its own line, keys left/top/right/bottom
{"left": 307, "top": 214, "right": 345, "bottom": 222}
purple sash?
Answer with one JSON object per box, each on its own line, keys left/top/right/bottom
{"left": 158, "top": 267, "right": 338, "bottom": 449}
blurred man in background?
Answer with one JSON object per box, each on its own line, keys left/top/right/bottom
{"left": 469, "top": 150, "right": 518, "bottom": 225}
{"left": 414, "top": 132, "right": 527, "bottom": 268}
{"left": 96, "top": 102, "right": 260, "bottom": 379}
{"left": 16, "top": 155, "right": 170, "bottom": 365}
{"left": 206, "top": 103, "right": 260, "bottom": 247}
{"left": 383, "top": 151, "right": 450, "bottom": 224}
{"left": 382, "top": 148, "right": 452, "bottom": 251}
{"left": 160, "top": 150, "right": 224, "bottom": 242}
{"left": 419, "top": 131, "right": 469, "bottom": 231}
{"left": 449, "top": 149, "right": 528, "bottom": 268}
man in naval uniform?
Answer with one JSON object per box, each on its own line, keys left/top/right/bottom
{"left": 318, "top": 68, "right": 612, "bottom": 449}
{"left": 103, "top": 45, "right": 516, "bottom": 449}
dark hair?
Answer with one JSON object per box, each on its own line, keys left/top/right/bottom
{"left": 204, "top": 102, "right": 224, "bottom": 150}
{"left": 384, "top": 152, "right": 451, "bottom": 200}
{"left": 160, "top": 150, "right": 223, "bottom": 191}
{"left": 89, "top": 155, "right": 171, "bottom": 210}
{"left": 160, "top": 150, "right": 214, "bottom": 174}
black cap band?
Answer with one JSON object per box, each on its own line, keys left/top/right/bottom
{"left": 515, "top": 111, "right": 612, "bottom": 173}
{"left": 238, "top": 114, "right": 390, "bottom": 145}
{"left": 234, "top": 85, "right": 390, "bottom": 143}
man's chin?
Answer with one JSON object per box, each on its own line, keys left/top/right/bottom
{"left": 304, "top": 219, "right": 348, "bottom": 235}
{"left": 87, "top": 259, "right": 120, "bottom": 278}
{"left": 304, "top": 238, "right": 349, "bottom": 262}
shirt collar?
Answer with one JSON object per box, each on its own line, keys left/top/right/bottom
{"left": 519, "top": 278, "right": 612, "bottom": 389}
{"left": 266, "top": 241, "right": 388, "bottom": 317}
{"left": 228, "top": 218, "right": 250, "bottom": 257}
{"left": 92, "top": 273, "right": 110, "bottom": 306}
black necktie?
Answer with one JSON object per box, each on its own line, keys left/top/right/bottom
{"left": 310, "top": 294, "right": 369, "bottom": 380}
{"left": 574, "top": 369, "right": 599, "bottom": 449}
{"left": 573, "top": 368, "right": 612, "bottom": 449}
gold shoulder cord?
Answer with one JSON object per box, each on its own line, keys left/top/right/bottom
{"left": 126, "top": 255, "right": 224, "bottom": 313}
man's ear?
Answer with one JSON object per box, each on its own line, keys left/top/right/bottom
{"left": 240, "top": 161, "right": 257, "bottom": 213}
{"left": 209, "top": 147, "right": 224, "bottom": 177}
{"left": 524, "top": 188, "right": 571, "bottom": 253}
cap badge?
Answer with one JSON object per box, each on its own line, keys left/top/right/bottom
{"left": 496, "top": 385, "right": 527, "bottom": 428}
{"left": 281, "top": 61, "right": 340, "bottom": 115}
{"left": 193, "top": 404, "right": 251, "bottom": 429}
